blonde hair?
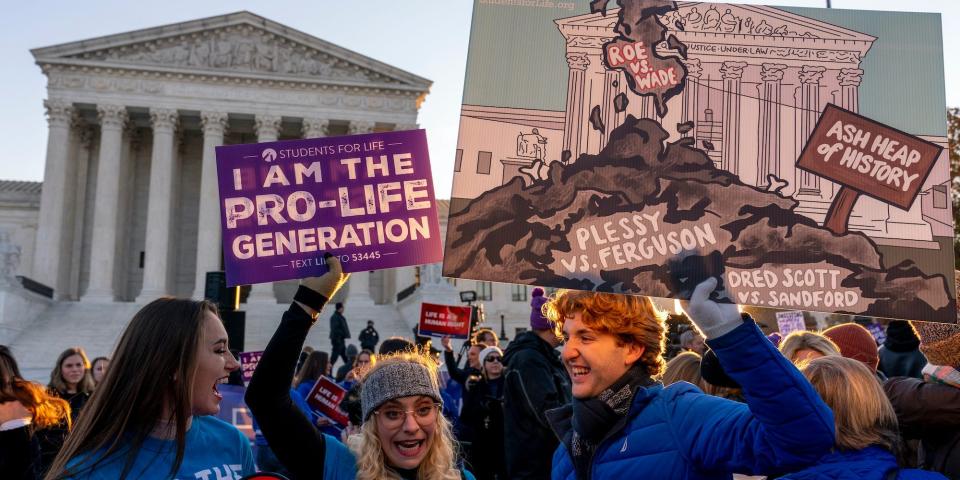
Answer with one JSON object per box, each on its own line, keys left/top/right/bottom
{"left": 662, "top": 352, "right": 704, "bottom": 388}
{"left": 801, "top": 356, "right": 900, "bottom": 452}
{"left": 661, "top": 352, "right": 742, "bottom": 400}
{"left": 545, "top": 290, "right": 667, "bottom": 376}
{"left": 779, "top": 331, "right": 840, "bottom": 364}
{"left": 353, "top": 350, "right": 461, "bottom": 480}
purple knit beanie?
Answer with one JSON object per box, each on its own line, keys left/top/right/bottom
{"left": 530, "top": 287, "right": 551, "bottom": 331}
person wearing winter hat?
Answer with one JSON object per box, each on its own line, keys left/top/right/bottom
{"left": 246, "top": 256, "right": 476, "bottom": 479}
{"left": 546, "top": 279, "right": 835, "bottom": 480}
{"left": 878, "top": 321, "right": 927, "bottom": 379}
{"left": 502, "top": 286, "right": 571, "bottom": 480}
{"left": 884, "top": 323, "right": 960, "bottom": 479}
{"left": 460, "top": 346, "right": 507, "bottom": 480}
{"left": 823, "top": 323, "right": 882, "bottom": 377}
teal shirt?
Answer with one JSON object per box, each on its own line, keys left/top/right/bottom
{"left": 65, "top": 416, "right": 255, "bottom": 480}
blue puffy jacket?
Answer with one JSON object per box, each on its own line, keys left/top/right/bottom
{"left": 548, "top": 318, "right": 835, "bottom": 480}
{"left": 780, "top": 446, "right": 947, "bottom": 479}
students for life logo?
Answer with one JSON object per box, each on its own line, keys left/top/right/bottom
{"left": 261, "top": 148, "right": 278, "bottom": 162}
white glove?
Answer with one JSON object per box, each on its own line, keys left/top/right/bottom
{"left": 683, "top": 277, "right": 742, "bottom": 339}
{"left": 300, "top": 255, "right": 350, "bottom": 299}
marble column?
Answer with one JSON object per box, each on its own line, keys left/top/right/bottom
{"left": 33, "top": 100, "right": 75, "bottom": 295}
{"left": 137, "top": 108, "right": 180, "bottom": 301}
{"left": 82, "top": 104, "right": 128, "bottom": 302}
{"left": 302, "top": 117, "right": 329, "bottom": 139}
{"left": 192, "top": 112, "right": 229, "bottom": 299}
{"left": 246, "top": 114, "right": 283, "bottom": 303}
{"left": 394, "top": 123, "right": 419, "bottom": 132}
{"left": 720, "top": 61, "right": 747, "bottom": 175}
{"left": 68, "top": 127, "right": 94, "bottom": 300}
{"left": 116, "top": 124, "right": 142, "bottom": 301}
{"left": 562, "top": 53, "right": 589, "bottom": 164}
{"left": 348, "top": 120, "right": 376, "bottom": 135}
{"left": 758, "top": 63, "right": 787, "bottom": 186}
{"left": 798, "top": 65, "right": 826, "bottom": 194}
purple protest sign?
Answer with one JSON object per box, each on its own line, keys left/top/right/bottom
{"left": 216, "top": 129, "right": 442, "bottom": 286}
{"left": 239, "top": 351, "right": 262, "bottom": 385}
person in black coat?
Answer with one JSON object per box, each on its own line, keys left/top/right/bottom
{"left": 884, "top": 322, "right": 960, "bottom": 478}
{"left": 359, "top": 320, "right": 380, "bottom": 352}
{"left": 329, "top": 303, "right": 350, "bottom": 368}
{"left": 878, "top": 320, "right": 927, "bottom": 379}
{"left": 460, "top": 346, "right": 507, "bottom": 480}
{"left": 441, "top": 336, "right": 483, "bottom": 386}
{"left": 501, "top": 287, "right": 571, "bottom": 480}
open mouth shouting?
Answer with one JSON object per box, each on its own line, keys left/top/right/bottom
{"left": 213, "top": 376, "right": 228, "bottom": 401}
{"left": 395, "top": 438, "right": 427, "bottom": 458}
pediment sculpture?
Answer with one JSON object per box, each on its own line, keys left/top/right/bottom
{"left": 65, "top": 26, "right": 401, "bottom": 84}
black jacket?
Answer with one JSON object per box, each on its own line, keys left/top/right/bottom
{"left": 878, "top": 346, "right": 927, "bottom": 379}
{"left": 359, "top": 326, "right": 379, "bottom": 351}
{"left": 0, "top": 426, "right": 42, "bottom": 480}
{"left": 445, "top": 349, "right": 482, "bottom": 386}
{"left": 461, "top": 376, "right": 506, "bottom": 480}
{"left": 501, "top": 331, "right": 571, "bottom": 480}
{"left": 884, "top": 377, "right": 960, "bottom": 479}
{"left": 329, "top": 311, "right": 349, "bottom": 341}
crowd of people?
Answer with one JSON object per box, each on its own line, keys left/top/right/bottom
{"left": 0, "top": 256, "right": 958, "bottom": 479}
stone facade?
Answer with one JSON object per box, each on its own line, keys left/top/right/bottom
{"left": 4, "top": 13, "right": 543, "bottom": 379}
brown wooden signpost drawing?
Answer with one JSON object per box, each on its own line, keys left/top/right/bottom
{"left": 797, "top": 104, "right": 943, "bottom": 235}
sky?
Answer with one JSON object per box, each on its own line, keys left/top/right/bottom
{"left": 0, "top": 0, "right": 956, "bottom": 198}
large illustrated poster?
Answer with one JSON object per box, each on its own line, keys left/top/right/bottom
{"left": 443, "top": 0, "right": 955, "bottom": 323}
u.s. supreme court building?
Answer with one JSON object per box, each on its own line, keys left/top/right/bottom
{"left": 0, "top": 12, "right": 540, "bottom": 379}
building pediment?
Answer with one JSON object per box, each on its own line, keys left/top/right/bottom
{"left": 31, "top": 11, "right": 431, "bottom": 92}
{"left": 558, "top": 2, "right": 875, "bottom": 46}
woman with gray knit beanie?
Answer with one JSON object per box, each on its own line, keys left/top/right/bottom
{"left": 245, "top": 255, "right": 476, "bottom": 480}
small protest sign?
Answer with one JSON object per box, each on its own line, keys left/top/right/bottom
{"left": 306, "top": 377, "right": 350, "bottom": 427}
{"left": 239, "top": 351, "right": 262, "bottom": 385}
{"left": 776, "top": 310, "right": 807, "bottom": 337}
{"left": 216, "top": 129, "right": 442, "bottom": 287}
{"left": 418, "top": 303, "right": 473, "bottom": 339}
{"left": 796, "top": 104, "right": 943, "bottom": 234}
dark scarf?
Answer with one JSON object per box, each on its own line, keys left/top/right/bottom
{"left": 393, "top": 467, "right": 418, "bottom": 480}
{"left": 569, "top": 364, "right": 654, "bottom": 480}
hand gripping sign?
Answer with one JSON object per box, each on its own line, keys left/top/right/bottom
{"left": 796, "top": 104, "right": 943, "bottom": 235}
{"left": 216, "top": 129, "right": 442, "bottom": 287}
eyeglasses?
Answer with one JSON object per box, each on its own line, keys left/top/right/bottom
{"left": 484, "top": 356, "right": 502, "bottom": 363}
{"left": 373, "top": 403, "right": 441, "bottom": 428}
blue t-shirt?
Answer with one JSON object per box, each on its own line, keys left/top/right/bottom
{"left": 65, "top": 416, "right": 255, "bottom": 480}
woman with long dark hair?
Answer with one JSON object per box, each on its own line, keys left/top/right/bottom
{"left": 293, "top": 350, "right": 331, "bottom": 398}
{"left": 1, "top": 345, "right": 71, "bottom": 479}
{"left": 43, "top": 298, "right": 253, "bottom": 479}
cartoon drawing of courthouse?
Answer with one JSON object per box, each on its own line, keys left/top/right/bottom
{"left": 446, "top": 1, "right": 955, "bottom": 323}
